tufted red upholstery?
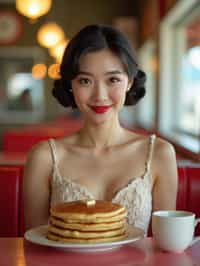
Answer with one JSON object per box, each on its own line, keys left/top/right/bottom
{"left": 0, "top": 166, "right": 21, "bottom": 237}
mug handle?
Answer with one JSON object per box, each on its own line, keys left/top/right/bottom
{"left": 190, "top": 218, "right": 200, "bottom": 246}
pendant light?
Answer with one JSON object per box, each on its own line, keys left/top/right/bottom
{"left": 16, "top": 0, "right": 52, "bottom": 21}
{"left": 49, "top": 39, "right": 69, "bottom": 62}
{"left": 37, "top": 22, "right": 65, "bottom": 48}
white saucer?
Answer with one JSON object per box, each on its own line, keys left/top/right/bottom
{"left": 24, "top": 225, "right": 145, "bottom": 253}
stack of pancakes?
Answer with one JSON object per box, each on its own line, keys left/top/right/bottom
{"left": 47, "top": 199, "right": 127, "bottom": 243}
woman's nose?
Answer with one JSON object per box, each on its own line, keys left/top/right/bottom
{"left": 92, "top": 81, "right": 108, "bottom": 101}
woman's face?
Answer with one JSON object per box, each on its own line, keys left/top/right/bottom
{"left": 71, "top": 49, "right": 131, "bottom": 125}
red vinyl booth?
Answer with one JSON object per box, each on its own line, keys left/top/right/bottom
{"left": 3, "top": 118, "right": 83, "bottom": 154}
{"left": 0, "top": 164, "right": 199, "bottom": 237}
{"left": 0, "top": 166, "right": 22, "bottom": 237}
{"left": 186, "top": 167, "right": 200, "bottom": 235}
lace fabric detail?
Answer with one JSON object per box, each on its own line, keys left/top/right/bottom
{"left": 49, "top": 135, "right": 156, "bottom": 234}
{"left": 112, "top": 174, "right": 152, "bottom": 233}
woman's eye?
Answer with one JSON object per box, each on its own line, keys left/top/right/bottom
{"left": 78, "top": 78, "right": 91, "bottom": 85}
{"left": 110, "top": 77, "right": 121, "bottom": 83}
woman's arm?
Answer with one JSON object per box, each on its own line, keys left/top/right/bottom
{"left": 23, "top": 141, "right": 52, "bottom": 231}
{"left": 152, "top": 139, "right": 178, "bottom": 211}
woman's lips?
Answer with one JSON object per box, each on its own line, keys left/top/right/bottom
{"left": 90, "top": 105, "right": 112, "bottom": 114}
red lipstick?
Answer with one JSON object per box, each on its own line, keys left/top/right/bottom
{"left": 90, "top": 105, "right": 111, "bottom": 114}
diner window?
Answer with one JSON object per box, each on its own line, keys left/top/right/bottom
{"left": 159, "top": 0, "right": 200, "bottom": 153}
{"left": 178, "top": 26, "right": 200, "bottom": 136}
{"left": 0, "top": 47, "right": 46, "bottom": 124}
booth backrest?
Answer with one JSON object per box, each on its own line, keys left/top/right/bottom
{"left": 0, "top": 164, "right": 199, "bottom": 237}
{"left": 3, "top": 118, "right": 83, "bottom": 153}
{"left": 186, "top": 167, "right": 200, "bottom": 220}
{"left": 176, "top": 165, "right": 200, "bottom": 235}
{"left": 0, "top": 166, "right": 21, "bottom": 237}
{"left": 176, "top": 166, "right": 187, "bottom": 210}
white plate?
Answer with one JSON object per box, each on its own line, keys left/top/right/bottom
{"left": 24, "top": 225, "right": 145, "bottom": 253}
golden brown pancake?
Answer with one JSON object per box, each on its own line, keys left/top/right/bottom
{"left": 50, "top": 200, "right": 126, "bottom": 221}
{"left": 47, "top": 199, "right": 127, "bottom": 244}
{"left": 50, "top": 217, "right": 125, "bottom": 231}
{"left": 48, "top": 225, "right": 125, "bottom": 238}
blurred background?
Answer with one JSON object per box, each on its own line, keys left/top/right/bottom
{"left": 0, "top": 0, "right": 199, "bottom": 164}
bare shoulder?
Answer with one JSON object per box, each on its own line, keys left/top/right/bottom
{"left": 27, "top": 140, "right": 51, "bottom": 162}
{"left": 153, "top": 137, "right": 177, "bottom": 181}
{"left": 24, "top": 140, "right": 53, "bottom": 176}
{"left": 154, "top": 137, "right": 176, "bottom": 163}
{"left": 26, "top": 132, "right": 79, "bottom": 167}
{"left": 23, "top": 140, "right": 52, "bottom": 229}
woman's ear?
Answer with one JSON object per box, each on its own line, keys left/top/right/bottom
{"left": 127, "top": 79, "right": 134, "bottom": 91}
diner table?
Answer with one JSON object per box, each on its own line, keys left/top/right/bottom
{"left": 0, "top": 237, "right": 200, "bottom": 266}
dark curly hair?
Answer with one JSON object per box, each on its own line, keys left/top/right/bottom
{"left": 52, "top": 24, "right": 146, "bottom": 108}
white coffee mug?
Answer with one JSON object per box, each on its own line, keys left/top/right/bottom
{"left": 152, "top": 210, "right": 200, "bottom": 253}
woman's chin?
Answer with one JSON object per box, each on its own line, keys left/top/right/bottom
{"left": 84, "top": 111, "right": 114, "bottom": 125}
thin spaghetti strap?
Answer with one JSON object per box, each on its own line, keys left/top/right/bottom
{"left": 48, "top": 139, "right": 62, "bottom": 181}
{"left": 144, "top": 134, "right": 156, "bottom": 174}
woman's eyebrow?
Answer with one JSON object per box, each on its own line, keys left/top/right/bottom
{"left": 105, "top": 70, "right": 124, "bottom": 75}
{"left": 78, "top": 70, "right": 124, "bottom": 76}
{"left": 78, "top": 71, "right": 93, "bottom": 76}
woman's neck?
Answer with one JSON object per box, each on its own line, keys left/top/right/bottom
{"left": 78, "top": 117, "right": 124, "bottom": 151}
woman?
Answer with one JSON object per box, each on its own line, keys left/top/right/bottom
{"left": 23, "top": 24, "right": 178, "bottom": 233}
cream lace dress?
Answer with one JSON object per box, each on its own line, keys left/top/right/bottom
{"left": 48, "top": 134, "right": 156, "bottom": 234}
